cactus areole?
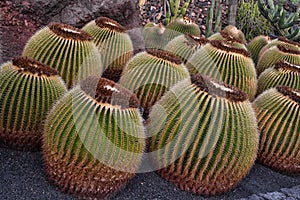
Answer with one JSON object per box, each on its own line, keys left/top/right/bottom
{"left": 274, "top": 60, "right": 300, "bottom": 72}
{"left": 210, "top": 40, "right": 251, "bottom": 57}
{"left": 277, "top": 85, "right": 300, "bottom": 105}
{"left": 95, "top": 17, "right": 126, "bottom": 33}
{"left": 49, "top": 23, "right": 93, "bottom": 41}
{"left": 146, "top": 49, "right": 183, "bottom": 65}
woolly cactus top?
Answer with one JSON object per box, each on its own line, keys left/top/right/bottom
{"left": 184, "top": 33, "right": 209, "bottom": 47}
{"left": 49, "top": 23, "right": 93, "bottom": 41}
{"left": 277, "top": 86, "right": 300, "bottom": 105}
{"left": 177, "top": 16, "right": 195, "bottom": 25}
{"left": 95, "top": 17, "right": 126, "bottom": 33}
{"left": 210, "top": 40, "right": 251, "bottom": 57}
{"left": 146, "top": 49, "right": 182, "bottom": 64}
{"left": 278, "top": 37, "right": 300, "bottom": 47}
{"left": 274, "top": 60, "right": 300, "bottom": 73}
{"left": 12, "top": 57, "right": 58, "bottom": 77}
{"left": 80, "top": 76, "right": 139, "bottom": 109}
{"left": 220, "top": 30, "right": 245, "bottom": 44}
{"left": 277, "top": 45, "right": 300, "bottom": 55}
{"left": 191, "top": 74, "right": 248, "bottom": 102}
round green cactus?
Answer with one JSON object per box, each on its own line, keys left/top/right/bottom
{"left": 253, "top": 86, "right": 300, "bottom": 173}
{"left": 119, "top": 49, "right": 190, "bottom": 118}
{"left": 223, "top": 25, "right": 246, "bottom": 44}
{"left": 0, "top": 57, "right": 67, "bottom": 151}
{"left": 22, "top": 22, "right": 103, "bottom": 88}
{"left": 256, "top": 44, "right": 300, "bottom": 75}
{"left": 257, "top": 61, "right": 300, "bottom": 95}
{"left": 143, "top": 22, "right": 170, "bottom": 50}
{"left": 43, "top": 76, "right": 145, "bottom": 199}
{"left": 164, "top": 33, "right": 209, "bottom": 63}
{"left": 82, "top": 17, "right": 133, "bottom": 82}
{"left": 165, "top": 17, "right": 201, "bottom": 39}
{"left": 148, "top": 74, "right": 259, "bottom": 195}
{"left": 186, "top": 40, "right": 257, "bottom": 100}
{"left": 208, "top": 29, "right": 247, "bottom": 50}
{"left": 247, "top": 35, "right": 271, "bottom": 64}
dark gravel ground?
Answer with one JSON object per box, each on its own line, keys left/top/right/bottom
{"left": 1, "top": 147, "right": 300, "bottom": 200}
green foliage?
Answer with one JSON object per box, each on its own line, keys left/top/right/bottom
{"left": 236, "top": 0, "right": 273, "bottom": 41}
{"left": 258, "top": 0, "right": 300, "bottom": 41}
{"left": 165, "top": 0, "right": 190, "bottom": 25}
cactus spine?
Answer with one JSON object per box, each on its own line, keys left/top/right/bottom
{"left": 257, "top": 61, "right": 300, "bottom": 95}
{"left": 148, "top": 74, "right": 259, "bottom": 195}
{"left": 247, "top": 35, "right": 271, "bottom": 64}
{"left": 0, "top": 57, "right": 67, "bottom": 151}
{"left": 82, "top": 17, "right": 133, "bottom": 82}
{"left": 43, "top": 76, "right": 145, "bottom": 199}
{"left": 22, "top": 23, "right": 103, "bottom": 88}
{"left": 253, "top": 86, "right": 300, "bottom": 173}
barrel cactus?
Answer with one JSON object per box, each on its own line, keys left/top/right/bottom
{"left": 143, "top": 22, "right": 168, "bottom": 50}
{"left": 165, "top": 17, "right": 201, "bottom": 40}
{"left": 256, "top": 44, "right": 300, "bottom": 75}
{"left": 0, "top": 57, "right": 67, "bottom": 151}
{"left": 253, "top": 86, "right": 300, "bottom": 173}
{"left": 119, "top": 49, "right": 190, "bottom": 118}
{"left": 43, "top": 76, "right": 145, "bottom": 199}
{"left": 148, "top": 74, "right": 259, "bottom": 195}
{"left": 22, "top": 22, "right": 103, "bottom": 88}
{"left": 257, "top": 61, "right": 300, "bottom": 95}
{"left": 186, "top": 40, "right": 257, "bottom": 100}
{"left": 164, "top": 33, "right": 209, "bottom": 63}
{"left": 247, "top": 35, "right": 271, "bottom": 64}
{"left": 82, "top": 17, "right": 133, "bottom": 82}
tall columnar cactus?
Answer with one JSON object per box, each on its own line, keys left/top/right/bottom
{"left": 82, "top": 17, "right": 134, "bottom": 82}
{"left": 253, "top": 86, "right": 300, "bottom": 173}
{"left": 165, "top": 0, "right": 190, "bottom": 25}
{"left": 22, "top": 23, "right": 103, "bottom": 88}
{"left": 186, "top": 40, "right": 257, "bottom": 100}
{"left": 43, "top": 76, "right": 145, "bottom": 199}
{"left": 148, "top": 74, "right": 259, "bottom": 195}
{"left": 257, "top": 61, "right": 300, "bottom": 95}
{"left": 258, "top": 0, "right": 300, "bottom": 41}
{"left": 119, "top": 49, "right": 190, "bottom": 118}
{"left": 247, "top": 35, "right": 271, "bottom": 64}
{"left": 164, "top": 33, "right": 209, "bottom": 63}
{"left": 205, "top": 0, "right": 222, "bottom": 37}
{"left": 256, "top": 44, "right": 300, "bottom": 75}
{"left": 0, "top": 57, "right": 67, "bottom": 151}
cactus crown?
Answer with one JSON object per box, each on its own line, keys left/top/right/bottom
{"left": 276, "top": 85, "right": 300, "bottom": 105}
{"left": 80, "top": 76, "right": 139, "bottom": 109}
{"left": 95, "top": 17, "right": 126, "bottom": 33}
{"left": 220, "top": 30, "right": 245, "bottom": 44}
{"left": 277, "top": 45, "right": 300, "bottom": 55}
{"left": 49, "top": 23, "right": 93, "bottom": 41}
{"left": 278, "top": 37, "right": 300, "bottom": 47}
{"left": 210, "top": 40, "right": 251, "bottom": 57}
{"left": 191, "top": 74, "right": 248, "bottom": 102}
{"left": 146, "top": 49, "right": 182, "bottom": 64}
{"left": 12, "top": 57, "right": 58, "bottom": 77}
{"left": 274, "top": 60, "right": 300, "bottom": 73}
{"left": 184, "top": 33, "right": 209, "bottom": 47}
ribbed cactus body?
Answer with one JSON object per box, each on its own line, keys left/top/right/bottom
{"left": 208, "top": 29, "right": 247, "bottom": 50}
{"left": 143, "top": 22, "right": 171, "bottom": 50}
{"left": 186, "top": 40, "right": 257, "bottom": 100}
{"left": 253, "top": 86, "right": 300, "bottom": 173}
{"left": 82, "top": 17, "right": 133, "bottom": 82}
{"left": 119, "top": 49, "right": 190, "bottom": 118}
{"left": 247, "top": 35, "right": 271, "bottom": 64}
{"left": 256, "top": 44, "right": 300, "bottom": 75}
{"left": 164, "top": 34, "right": 209, "bottom": 63}
{"left": 43, "top": 76, "right": 145, "bottom": 199}
{"left": 257, "top": 61, "right": 300, "bottom": 95}
{"left": 165, "top": 17, "right": 201, "bottom": 39}
{"left": 223, "top": 25, "right": 246, "bottom": 43}
{"left": 0, "top": 57, "right": 67, "bottom": 150}
{"left": 148, "top": 75, "right": 259, "bottom": 195}
{"left": 22, "top": 23, "right": 103, "bottom": 88}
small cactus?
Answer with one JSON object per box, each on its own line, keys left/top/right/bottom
{"left": 247, "top": 35, "right": 271, "bottom": 64}
{"left": 165, "top": 0, "right": 190, "bottom": 25}
{"left": 164, "top": 33, "right": 209, "bottom": 63}
{"left": 43, "top": 76, "right": 145, "bottom": 199}
{"left": 22, "top": 23, "right": 103, "bottom": 88}
{"left": 257, "top": 61, "right": 300, "bottom": 95}
{"left": 148, "top": 74, "right": 259, "bottom": 195}
{"left": 82, "top": 17, "right": 134, "bottom": 82}
{"left": 0, "top": 57, "right": 67, "bottom": 151}
{"left": 119, "top": 49, "right": 190, "bottom": 118}
{"left": 256, "top": 44, "right": 300, "bottom": 75}
{"left": 205, "top": 0, "right": 222, "bottom": 37}
{"left": 186, "top": 40, "right": 257, "bottom": 100}
{"left": 253, "top": 86, "right": 300, "bottom": 173}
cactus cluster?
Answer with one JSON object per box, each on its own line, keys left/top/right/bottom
{"left": 247, "top": 35, "right": 271, "bottom": 64}
{"left": 22, "top": 23, "right": 103, "bottom": 88}
{"left": 148, "top": 74, "right": 259, "bottom": 195}
{"left": 0, "top": 57, "right": 67, "bottom": 150}
{"left": 43, "top": 76, "right": 145, "bottom": 199}
{"left": 165, "top": 0, "right": 191, "bottom": 25}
